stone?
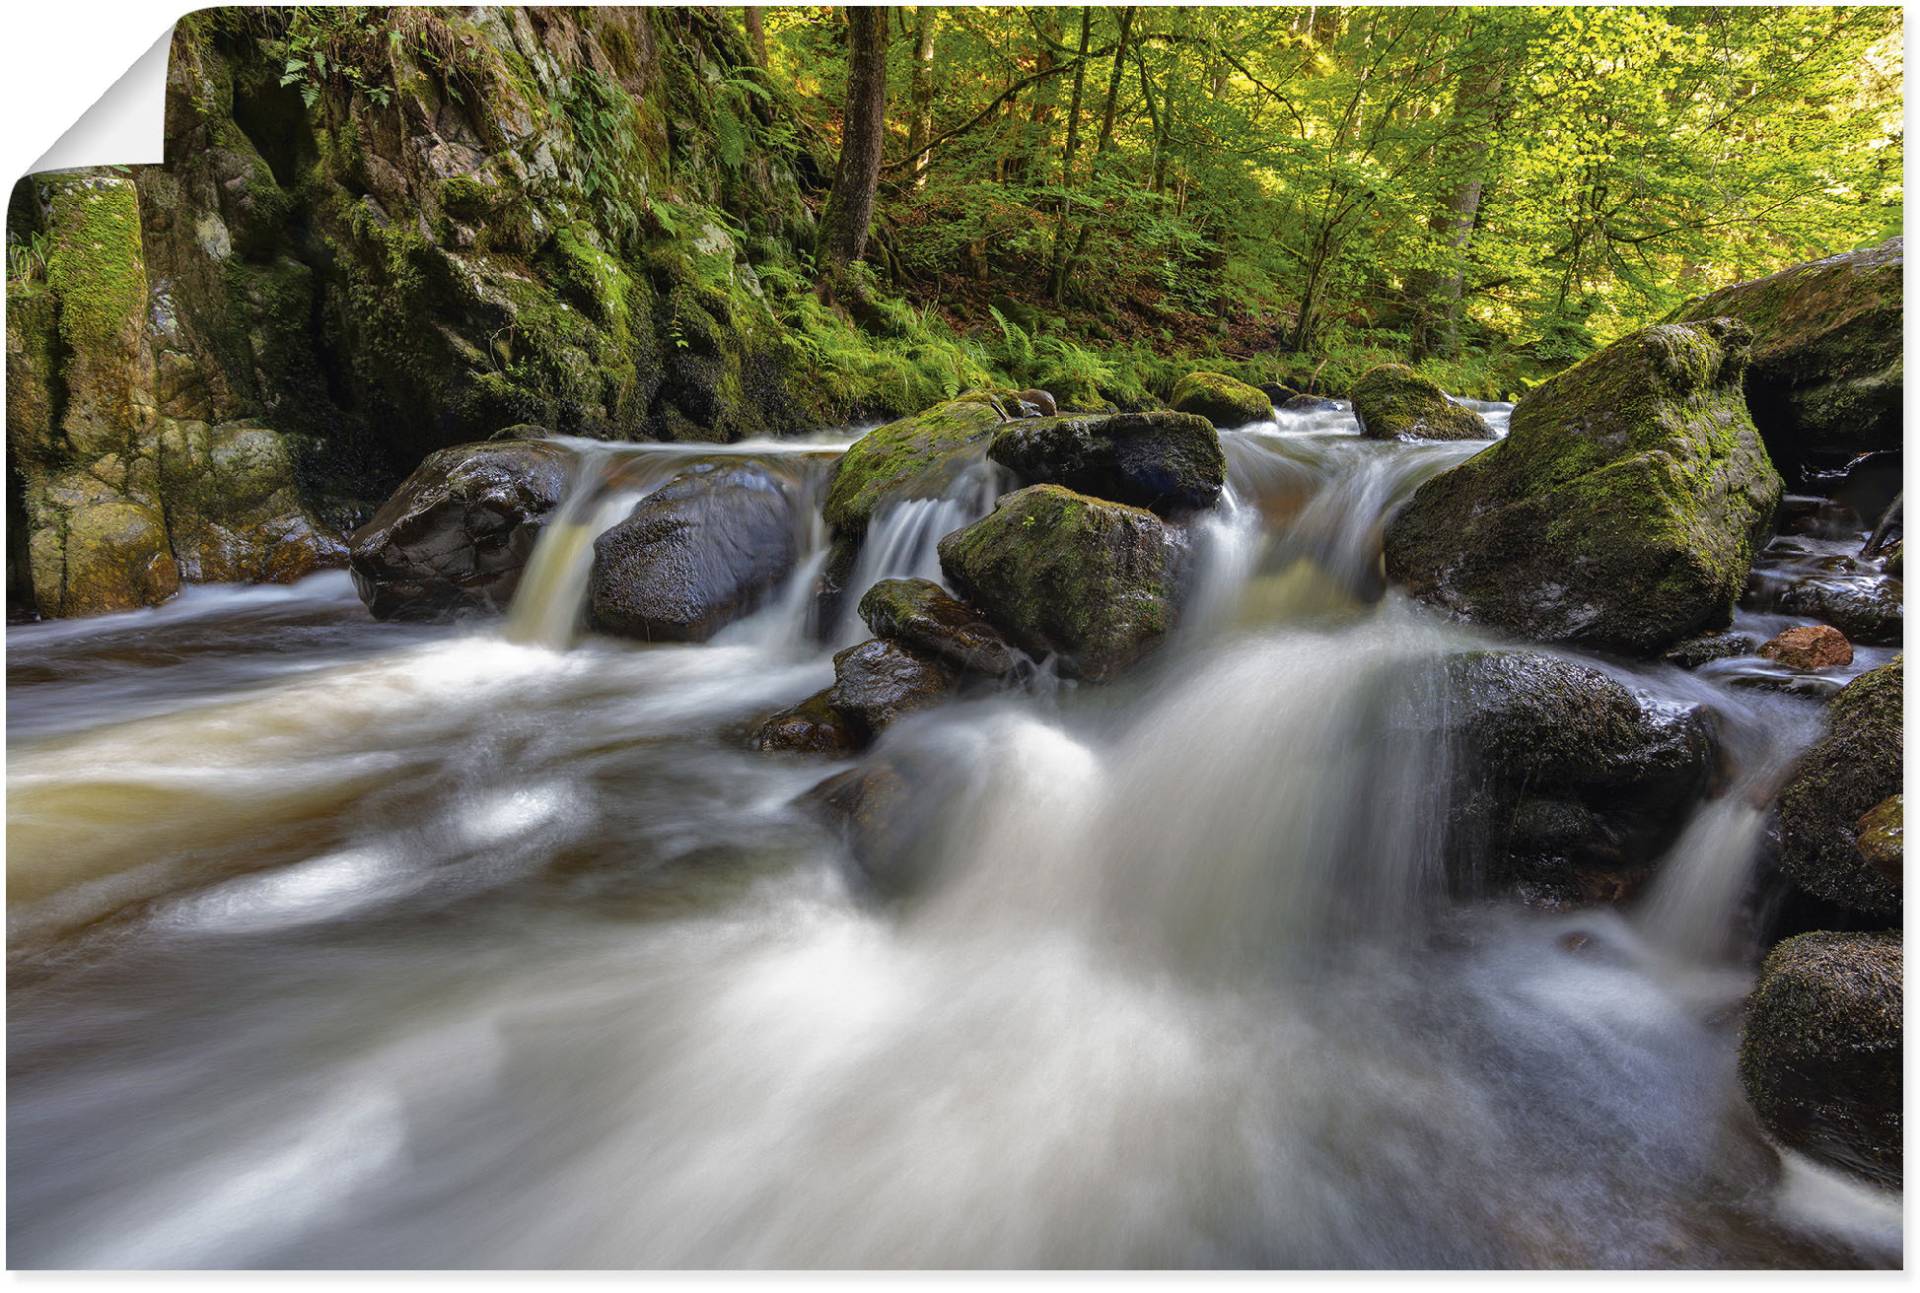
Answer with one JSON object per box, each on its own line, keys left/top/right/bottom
{"left": 1350, "top": 364, "right": 1491, "bottom": 441}
{"left": 587, "top": 462, "right": 798, "bottom": 642}
{"left": 157, "top": 419, "right": 345, "bottom": 584}
{"left": 1856, "top": 795, "right": 1902, "bottom": 889}
{"left": 856, "top": 577, "right": 1019, "bottom": 677}
{"left": 1384, "top": 320, "right": 1784, "bottom": 655}
{"left": 938, "top": 484, "right": 1178, "bottom": 683}
{"left": 1776, "top": 660, "right": 1902, "bottom": 917}
{"left": 986, "top": 411, "right": 1226, "bottom": 516}
{"left": 1777, "top": 578, "right": 1903, "bottom": 647}
{"left": 1663, "top": 630, "right": 1760, "bottom": 669}
{"left": 752, "top": 689, "right": 856, "bottom": 756}
{"left": 825, "top": 637, "right": 958, "bottom": 742}
{"left": 1739, "top": 930, "right": 1901, "bottom": 1188}
{"left": 1758, "top": 624, "right": 1853, "bottom": 671}
{"left": 822, "top": 393, "right": 1007, "bottom": 534}
{"left": 348, "top": 439, "right": 572, "bottom": 620}
{"left": 1170, "top": 371, "right": 1271, "bottom": 429}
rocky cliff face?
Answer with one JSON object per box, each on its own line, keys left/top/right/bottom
{"left": 7, "top": 6, "right": 841, "bottom": 618}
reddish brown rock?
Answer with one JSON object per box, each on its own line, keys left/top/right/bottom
{"left": 1759, "top": 624, "right": 1854, "bottom": 670}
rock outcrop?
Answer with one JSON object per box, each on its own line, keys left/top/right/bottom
{"left": 1170, "top": 371, "right": 1270, "bottom": 429}
{"left": 587, "top": 462, "right": 798, "bottom": 642}
{"left": 1739, "top": 930, "right": 1902, "bottom": 1187}
{"left": 986, "top": 411, "right": 1225, "bottom": 516}
{"left": 1350, "top": 364, "right": 1491, "bottom": 441}
{"left": 938, "top": 484, "right": 1178, "bottom": 682}
{"left": 1384, "top": 320, "right": 1783, "bottom": 655}
{"left": 1775, "top": 659, "right": 1902, "bottom": 917}
{"left": 348, "top": 439, "right": 572, "bottom": 620}
{"left": 1673, "top": 238, "right": 1902, "bottom": 483}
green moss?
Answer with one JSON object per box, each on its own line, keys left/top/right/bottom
{"left": 822, "top": 393, "right": 1007, "bottom": 532}
{"left": 1776, "top": 657, "right": 1903, "bottom": 916}
{"left": 43, "top": 176, "right": 146, "bottom": 354}
{"left": 1170, "top": 370, "right": 1271, "bottom": 429}
{"left": 1350, "top": 364, "right": 1490, "bottom": 441}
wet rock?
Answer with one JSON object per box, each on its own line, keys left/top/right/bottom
{"left": 752, "top": 689, "right": 856, "bottom": 756}
{"left": 1384, "top": 320, "right": 1783, "bottom": 655}
{"left": 1007, "top": 388, "right": 1057, "bottom": 418}
{"left": 1832, "top": 451, "right": 1903, "bottom": 530}
{"left": 1664, "top": 630, "right": 1760, "bottom": 669}
{"left": 1739, "top": 930, "right": 1901, "bottom": 1187}
{"left": 826, "top": 638, "right": 958, "bottom": 741}
{"left": 987, "top": 411, "right": 1226, "bottom": 516}
{"left": 806, "top": 763, "right": 926, "bottom": 894}
{"left": 1758, "top": 625, "right": 1853, "bottom": 671}
{"left": 1882, "top": 541, "right": 1902, "bottom": 579}
{"left": 1856, "top": 795, "right": 1902, "bottom": 889}
{"left": 1438, "top": 651, "right": 1715, "bottom": 888}
{"left": 1280, "top": 394, "right": 1343, "bottom": 413}
{"left": 348, "top": 440, "right": 572, "bottom": 621}
{"left": 938, "top": 484, "right": 1178, "bottom": 683}
{"left": 1258, "top": 382, "right": 1299, "bottom": 405}
{"left": 1170, "top": 371, "right": 1271, "bottom": 429}
{"left": 1350, "top": 364, "right": 1491, "bottom": 442}
{"left": 822, "top": 393, "right": 1007, "bottom": 534}
{"left": 857, "top": 577, "right": 1019, "bottom": 677}
{"left": 1673, "top": 238, "right": 1901, "bottom": 483}
{"left": 1776, "top": 660, "right": 1902, "bottom": 917}
{"left": 588, "top": 462, "right": 798, "bottom": 642}
{"left": 1777, "top": 578, "right": 1902, "bottom": 646}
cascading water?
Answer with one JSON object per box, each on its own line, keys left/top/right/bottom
{"left": 829, "top": 458, "right": 1005, "bottom": 644}
{"left": 5, "top": 399, "right": 1899, "bottom": 1269}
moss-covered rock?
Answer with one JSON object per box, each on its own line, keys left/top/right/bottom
{"left": 1673, "top": 238, "right": 1902, "bottom": 482}
{"left": 1170, "top": 371, "right": 1271, "bottom": 429}
{"left": 937, "top": 484, "right": 1177, "bottom": 682}
{"left": 1856, "top": 795, "right": 1902, "bottom": 888}
{"left": 987, "top": 411, "right": 1225, "bottom": 517}
{"left": 822, "top": 393, "right": 1007, "bottom": 533}
{"left": 1739, "top": 930, "right": 1901, "bottom": 1187}
{"left": 1350, "top": 364, "right": 1491, "bottom": 442}
{"left": 157, "top": 419, "right": 346, "bottom": 583}
{"left": 1775, "top": 659, "right": 1902, "bottom": 917}
{"left": 857, "top": 577, "right": 1019, "bottom": 678}
{"left": 1384, "top": 320, "right": 1783, "bottom": 655}
{"left": 348, "top": 439, "right": 572, "bottom": 620}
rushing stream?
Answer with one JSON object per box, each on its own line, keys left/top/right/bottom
{"left": 6, "top": 401, "right": 1901, "bottom": 1268}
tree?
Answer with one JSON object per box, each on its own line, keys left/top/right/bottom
{"left": 816, "top": 6, "right": 891, "bottom": 286}
{"left": 906, "top": 7, "right": 938, "bottom": 190}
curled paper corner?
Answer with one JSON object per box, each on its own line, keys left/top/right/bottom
{"left": 30, "top": 25, "right": 176, "bottom": 176}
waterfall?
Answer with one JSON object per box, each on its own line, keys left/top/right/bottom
{"left": 504, "top": 450, "right": 632, "bottom": 650}
{"left": 831, "top": 461, "right": 1004, "bottom": 644}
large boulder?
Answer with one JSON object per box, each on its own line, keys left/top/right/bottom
{"left": 938, "top": 485, "right": 1178, "bottom": 682}
{"left": 157, "top": 419, "right": 345, "bottom": 584}
{"left": 1739, "top": 930, "right": 1901, "bottom": 1187}
{"left": 1776, "top": 659, "right": 1902, "bottom": 917}
{"left": 857, "top": 577, "right": 1020, "bottom": 678}
{"left": 986, "top": 411, "right": 1225, "bottom": 516}
{"left": 1673, "top": 238, "right": 1902, "bottom": 482}
{"left": 1170, "top": 371, "right": 1270, "bottom": 429}
{"left": 1434, "top": 651, "right": 1715, "bottom": 896}
{"left": 587, "top": 462, "right": 798, "bottom": 642}
{"left": 348, "top": 439, "right": 572, "bottom": 621}
{"left": 1350, "top": 364, "right": 1491, "bottom": 441}
{"left": 821, "top": 393, "right": 1008, "bottom": 534}
{"left": 1384, "top": 320, "right": 1783, "bottom": 654}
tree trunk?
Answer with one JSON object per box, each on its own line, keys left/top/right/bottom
{"left": 1060, "top": 7, "right": 1135, "bottom": 293}
{"left": 1409, "top": 58, "right": 1504, "bottom": 360}
{"left": 1046, "top": 7, "right": 1093, "bottom": 301}
{"left": 817, "top": 6, "right": 891, "bottom": 284}
{"left": 742, "top": 7, "right": 768, "bottom": 69}
{"left": 906, "top": 7, "right": 937, "bottom": 190}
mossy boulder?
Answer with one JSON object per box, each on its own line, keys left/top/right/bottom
{"left": 1170, "top": 371, "right": 1271, "bottom": 429}
{"left": 157, "top": 419, "right": 346, "bottom": 584}
{"left": 937, "top": 484, "right": 1178, "bottom": 682}
{"left": 1856, "top": 795, "right": 1903, "bottom": 887}
{"left": 587, "top": 462, "right": 798, "bottom": 642}
{"left": 821, "top": 393, "right": 1008, "bottom": 534}
{"left": 987, "top": 411, "right": 1226, "bottom": 517}
{"left": 1384, "top": 320, "right": 1783, "bottom": 655}
{"left": 1739, "top": 930, "right": 1901, "bottom": 1187}
{"left": 26, "top": 475, "right": 181, "bottom": 618}
{"left": 1672, "top": 238, "right": 1902, "bottom": 482}
{"left": 348, "top": 439, "right": 572, "bottom": 620}
{"left": 1350, "top": 365, "right": 1491, "bottom": 442}
{"left": 857, "top": 577, "right": 1019, "bottom": 678}
{"left": 1775, "top": 659, "right": 1902, "bottom": 917}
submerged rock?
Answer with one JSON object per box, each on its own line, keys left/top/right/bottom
{"left": 1739, "top": 930, "right": 1901, "bottom": 1187}
{"left": 1673, "top": 238, "right": 1902, "bottom": 482}
{"left": 1776, "top": 659, "right": 1903, "bottom": 917}
{"left": 588, "top": 462, "right": 797, "bottom": 642}
{"left": 857, "top": 577, "right": 1019, "bottom": 678}
{"left": 986, "top": 411, "right": 1225, "bottom": 516}
{"left": 1777, "top": 577, "right": 1903, "bottom": 646}
{"left": 1170, "top": 371, "right": 1270, "bottom": 429}
{"left": 822, "top": 393, "right": 1007, "bottom": 534}
{"left": 1436, "top": 651, "right": 1715, "bottom": 889}
{"left": 938, "top": 484, "right": 1178, "bottom": 682}
{"left": 1758, "top": 625, "right": 1853, "bottom": 671}
{"left": 806, "top": 763, "right": 926, "bottom": 894}
{"left": 1384, "top": 320, "right": 1783, "bottom": 655}
{"left": 1350, "top": 364, "right": 1491, "bottom": 442}
{"left": 348, "top": 439, "right": 572, "bottom": 620}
